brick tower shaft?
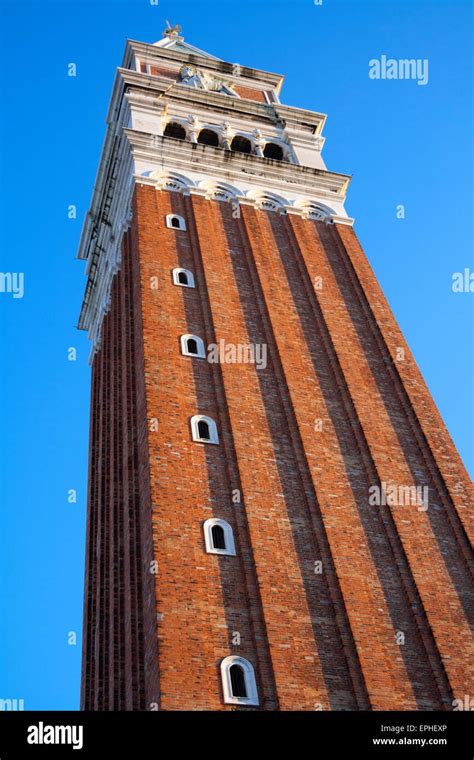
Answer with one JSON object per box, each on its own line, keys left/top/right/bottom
{"left": 78, "top": 30, "right": 473, "bottom": 711}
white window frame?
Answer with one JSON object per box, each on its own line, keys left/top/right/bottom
{"left": 180, "top": 334, "right": 206, "bottom": 359}
{"left": 172, "top": 268, "right": 195, "bottom": 288}
{"left": 220, "top": 656, "right": 259, "bottom": 706}
{"left": 203, "top": 518, "right": 236, "bottom": 556}
{"left": 166, "top": 213, "right": 186, "bottom": 231}
{"left": 190, "top": 414, "right": 219, "bottom": 445}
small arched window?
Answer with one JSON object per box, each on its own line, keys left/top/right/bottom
{"left": 180, "top": 334, "right": 206, "bottom": 359}
{"left": 203, "top": 518, "right": 236, "bottom": 556}
{"left": 190, "top": 415, "right": 219, "bottom": 444}
{"left": 211, "top": 524, "right": 226, "bottom": 550}
{"left": 187, "top": 338, "right": 198, "bottom": 354}
{"left": 172, "top": 268, "right": 195, "bottom": 288}
{"left": 231, "top": 135, "right": 252, "bottom": 154}
{"left": 163, "top": 121, "right": 186, "bottom": 140}
{"left": 198, "top": 129, "right": 219, "bottom": 147}
{"left": 263, "top": 142, "right": 284, "bottom": 161}
{"left": 220, "top": 656, "right": 259, "bottom": 705}
{"left": 166, "top": 214, "right": 186, "bottom": 231}
{"left": 198, "top": 420, "right": 210, "bottom": 438}
{"left": 230, "top": 665, "right": 247, "bottom": 697}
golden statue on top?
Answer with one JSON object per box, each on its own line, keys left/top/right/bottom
{"left": 163, "top": 20, "right": 182, "bottom": 39}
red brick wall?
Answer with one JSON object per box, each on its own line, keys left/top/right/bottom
{"left": 288, "top": 216, "right": 473, "bottom": 700}
{"left": 81, "top": 229, "right": 158, "bottom": 710}
{"left": 82, "top": 185, "right": 473, "bottom": 710}
{"left": 233, "top": 85, "right": 268, "bottom": 102}
{"left": 149, "top": 65, "right": 178, "bottom": 81}
{"left": 131, "top": 187, "right": 278, "bottom": 710}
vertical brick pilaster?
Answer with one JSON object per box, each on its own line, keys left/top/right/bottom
{"left": 336, "top": 224, "right": 473, "bottom": 546}
{"left": 287, "top": 215, "right": 472, "bottom": 701}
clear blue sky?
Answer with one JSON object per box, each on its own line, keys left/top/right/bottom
{"left": 0, "top": 0, "right": 472, "bottom": 710}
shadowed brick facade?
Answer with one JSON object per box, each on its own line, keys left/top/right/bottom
{"left": 78, "top": 31, "right": 473, "bottom": 711}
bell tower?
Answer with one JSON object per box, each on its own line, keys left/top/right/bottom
{"left": 78, "top": 28, "right": 473, "bottom": 711}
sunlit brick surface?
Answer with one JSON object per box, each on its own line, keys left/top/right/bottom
{"left": 81, "top": 185, "right": 473, "bottom": 710}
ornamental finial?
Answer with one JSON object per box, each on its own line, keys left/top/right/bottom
{"left": 163, "top": 20, "right": 182, "bottom": 39}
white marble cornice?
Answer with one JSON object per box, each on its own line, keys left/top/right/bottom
{"left": 125, "top": 130, "right": 351, "bottom": 202}
{"left": 110, "top": 67, "right": 325, "bottom": 133}
{"left": 124, "top": 39, "right": 285, "bottom": 91}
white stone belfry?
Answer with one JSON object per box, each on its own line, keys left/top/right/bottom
{"left": 77, "top": 31, "right": 354, "bottom": 360}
